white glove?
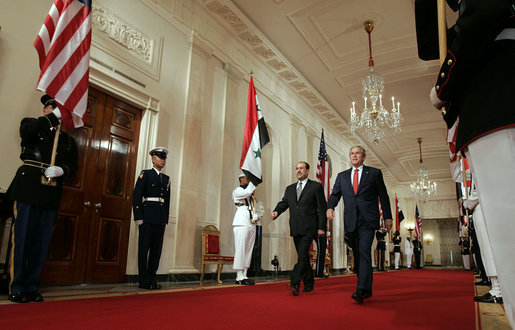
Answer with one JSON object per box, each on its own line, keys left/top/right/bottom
{"left": 52, "top": 107, "right": 62, "bottom": 119}
{"left": 45, "top": 166, "right": 64, "bottom": 178}
{"left": 463, "top": 198, "right": 479, "bottom": 211}
{"left": 135, "top": 220, "right": 143, "bottom": 226}
{"left": 252, "top": 213, "right": 260, "bottom": 221}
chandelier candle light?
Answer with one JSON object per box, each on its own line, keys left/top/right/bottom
{"left": 350, "top": 20, "right": 402, "bottom": 144}
{"left": 410, "top": 138, "right": 437, "bottom": 202}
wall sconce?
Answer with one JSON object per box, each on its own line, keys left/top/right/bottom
{"left": 425, "top": 234, "right": 433, "bottom": 246}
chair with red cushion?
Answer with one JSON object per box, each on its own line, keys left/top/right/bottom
{"left": 200, "top": 225, "right": 234, "bottom": 284}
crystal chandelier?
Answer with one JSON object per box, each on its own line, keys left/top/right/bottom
{"left": 350, "top": 20, "right": 402, "bottom": 144}
{"left": 410, "top": 138, "right": 437, "bottom": 202}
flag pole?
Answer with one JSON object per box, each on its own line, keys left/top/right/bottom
{"left": 42, "top": 122, "right": 61, "bottom": 186}
{"left": 437, "top": 0, "right": 447, "bottom": 116}
{"left": 461, "top": 157, "right": 470, "bottom": 225}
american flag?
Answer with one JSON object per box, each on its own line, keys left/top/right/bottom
{"left": 316, "top": 129, "right": 330, "bottom": 201}
{"left": 415, "top": 205, "right": 422, "bottom": 238}
{"left": 34, "top": 0, "right": 92, "bottom": 129}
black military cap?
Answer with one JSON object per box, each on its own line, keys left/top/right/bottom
{"left": 149, "top": 147, "right": 168, "bottom": 160}
{"left": 40, "top": 94, "right": 57, "bottom": 108}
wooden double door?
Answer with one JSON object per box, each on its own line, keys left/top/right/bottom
{"left": 40, "top": 88, "right": 142, "bottom": 284}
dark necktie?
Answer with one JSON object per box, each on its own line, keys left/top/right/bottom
{"left": 353, "top": 168, "right": 359, "bottom": 194}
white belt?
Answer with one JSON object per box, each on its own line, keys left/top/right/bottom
{"left": 143, "top": 197, "right": 165, "bottom": 203}
{"left": 495, "top": 28, "right": 515, "bottom": 41}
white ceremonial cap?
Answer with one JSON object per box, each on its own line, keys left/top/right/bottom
{"left": 238, "top": 173, "right": 246, "bottom": 178}
{"left": 149, "top": 147, "right": 169, "bottom": 156}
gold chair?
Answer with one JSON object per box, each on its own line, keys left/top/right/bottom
{"left": 200, "top": 225, "right": 234, "bottom": 284}
{"left": 424, "top": 254, "right": 433, "bottom": 266}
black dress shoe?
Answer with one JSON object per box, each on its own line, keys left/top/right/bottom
{"left": 287, "top": 283, "right": 299, "bottom": 296}
{"left": 475, "top": 280, "right": 491, "bottom": 286}
{"left": 474, "top": 292, "right": 503, "bottom": 304}
{"left": 244, "top": 279, "right": 255, "bottom": 285}
{"left": 351, "top": 291, "right": 364, "bottom": 303}
{"left": 8, "top": 293, "right": 29, "bottom": 303}
{"left": 302, "top": 287, "right": 314, "bottom": 292}
{"left": 26, "top": 291, "right": 44, "bottom": 302}
{"left": 151, "top": 283, "right": 162, "bottom": 290}
{"left": 138, "top": 283, "right": 153, "bottom": 289}
{"left": 360, "top": 289, "right": 372, "bottom": 299}
{"left": 314, "top": 274, "right": 329, "bottom": 278}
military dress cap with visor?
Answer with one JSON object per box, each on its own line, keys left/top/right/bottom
{"left": 40, "top": 94, "right": 57, "bottom": 108}
{"left": 149, "top": 147, "right": 168, "bottom": 159}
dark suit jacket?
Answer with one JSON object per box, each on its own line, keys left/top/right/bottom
{"left": 133, "top": 169, "right": 171, "bottom": 225}
{"left": 273, "top": 179, "right": 327, "bottom": 237}
{"left": 327, "top": 165, "right": 392, "bottom": 233}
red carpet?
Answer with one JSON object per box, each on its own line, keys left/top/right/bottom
{"left": 0, "top": 269, "right": 474, "bottom": 329}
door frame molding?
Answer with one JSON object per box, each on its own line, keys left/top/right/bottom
{"left": 89, "top": 63, "right": 159, "bottom": 275}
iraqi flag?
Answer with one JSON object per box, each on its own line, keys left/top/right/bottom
{"left": 240, "top": 76, "right": 270, "bottom": 185}
{"left": 395, "top": 195, "right": 405, "bottom": 230}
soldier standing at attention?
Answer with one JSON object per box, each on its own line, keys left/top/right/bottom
{"left": 392, "top": 231, "right": 402, "bottom": 270}
{"left": 7, "top": 94, "right": 78, "bottom": 303}
{"left": 133, "top": 147, "right": 170, "bottom": 290}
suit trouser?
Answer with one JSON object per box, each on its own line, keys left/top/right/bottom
{"left": 348, "top": 223, "right": 375, "bottom": 291}
{"left": 9, "top": 202, "right": 57, "bottom": 294}
{"left": 314, "top": 235, "right": 327, "bottom": 276}
{"left": 233, "top": 225, "right": 256, "bottom": 273}
{"left": 138, "top": 223, "right": 165, "bottom": 284}
{"left": 465, "top": 127, "right": 515, "bottom": 328}
{"left": 291, "top": 234, "right": 315, "bottom": 288}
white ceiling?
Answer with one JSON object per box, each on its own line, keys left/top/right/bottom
{"left": 204, "top": 0, "right": 456, "bottom": 187}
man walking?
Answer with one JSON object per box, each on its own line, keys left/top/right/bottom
{"left": 326, "top": 146, "right": 392, "bottom": 303}
{"left": 272, "top": 162, "right": 327, "bottom": 295}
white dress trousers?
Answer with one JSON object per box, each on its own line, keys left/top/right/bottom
{"left": 465, "top": 127, "right": 515, "bottom": 328}
{"left": 232, "top": 182, "right": 257, "bottom": 272}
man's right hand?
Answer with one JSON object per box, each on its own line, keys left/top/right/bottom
{"left": 271, "top": 212, "right": 278, "bottom": 220}
{"left": 135, "top": 220, "right": 143, "bottom": 226}
{"left": 326, "top": 209, "right": 334, "bottom": 221}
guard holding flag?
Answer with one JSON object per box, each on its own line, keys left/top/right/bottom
{"left": 132, "top": 147, "right": 170, "bottom": 290}
{"left": 7, "top": 95, "right": 78, "bottom": 303}
{"left": 232, "top": 173, "right": 259, "bottom": 285}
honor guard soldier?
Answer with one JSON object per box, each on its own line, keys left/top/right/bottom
{"left": 232, "top": 173, "right": 259, "bottom": 285}
{"left": 7, "top": 94, "right": 78, "bottom": 303}
{"left": 404, "top": 236, "right": 413, "bottom": 269}
{"left": 375, "top": 227, "right": 387, "bottom": 271}
{"left": 132, "top": 147, "right": 170, "bottom": 290}
{"left": 413, "top": 236, "right": 423, "bottom": 269}
{"left": 392, "top": 231, "right": 401, "bottom": 270}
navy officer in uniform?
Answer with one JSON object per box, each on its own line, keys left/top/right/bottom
{"left": 7, "top": 94, "right": 78, "bottom": 303}
{"left": 375, "top": 226, "right": 387, "bottom": 271}
{"left": 132, "top": 147, "right": 170, "bottom": 290}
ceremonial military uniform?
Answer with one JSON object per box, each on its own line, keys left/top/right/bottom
{"left": 232, "top": 174, "right": 257, "bottom": 285}
{"left": 404, "top": 237, "right": 413, "bottom": 269}
{"left": 7, "top": 95, "right": 78, "bottom": 303}
{"left": 413, "top": 238, "right": 423, "bottom": 269}
{"left": 416, "top": 2, "right": 515, "bottom": 323}
{"left": 460, "top": 237, "right": 471, "bottom": 270}
{"left": 132, "top": 147, "right": 170, "bottom": 289}
{"left": 392, "top": 233, "right": 401, "bottom": 270}
{"left": 375, "top": 230, "right": 387, "bottom": 271}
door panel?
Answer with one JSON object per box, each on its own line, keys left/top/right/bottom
{"left": 40, "top": 87, "right": 141, "bottom": 284}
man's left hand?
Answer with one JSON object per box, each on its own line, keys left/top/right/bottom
{"left": 430, "top": 87, "right": 448, "bottom": 110}
{"left": 384, "top": 219, "right": 393, "bottom": 232}
{"left": 317, "top": 229, "right": 325, "bottom": 237}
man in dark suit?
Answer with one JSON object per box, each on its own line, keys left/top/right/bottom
{"left": 272, "top": 161, "right": 327, "bottom": 296}
{"left": 327, "top": 146, "right": 392, "bottom": 303}
{"left": 133, "top": 147, "right": 171, "bottom": 290}
{"left": 7, "top": 94, "right": 78, "bottom": 303}
{"left": 413, "top": 236, "right": 423, "bottom": 269}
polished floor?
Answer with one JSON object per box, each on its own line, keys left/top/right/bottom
{"left": 0, "top": 269, "right": 511, "bottom": 329}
